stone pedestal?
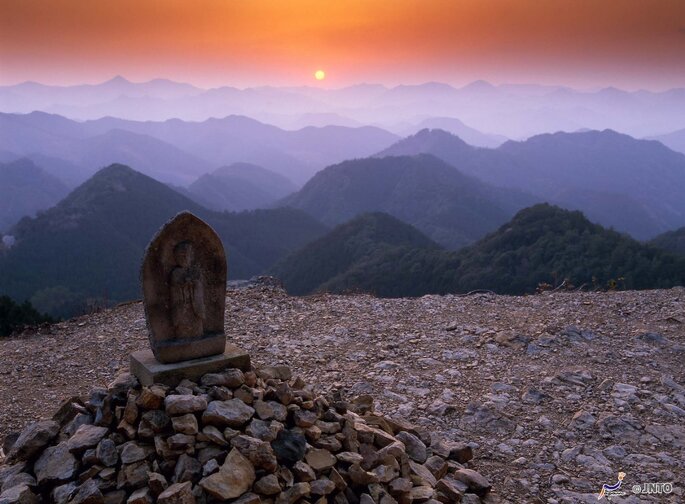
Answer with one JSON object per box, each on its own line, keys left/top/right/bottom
{"left": 130, "top": 344, "right": 250, "bottom": 387}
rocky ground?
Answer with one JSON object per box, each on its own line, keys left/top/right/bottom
{"left": 1, "top": 284, "right": 684, "bottom": 503}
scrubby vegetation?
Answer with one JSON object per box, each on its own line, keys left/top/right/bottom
{"left": 0, "top": 295, "right": 53, "bottom": 337}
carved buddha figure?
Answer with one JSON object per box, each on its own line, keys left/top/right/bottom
{"left": 169, "top": 240, "right": 205, "bottom": 339}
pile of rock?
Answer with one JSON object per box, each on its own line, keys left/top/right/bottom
{"left": 0, "top": 364, "right": 493, "bottom": 503}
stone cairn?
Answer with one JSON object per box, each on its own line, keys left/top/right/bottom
{"left": 0, "top": 213, "right": 494, "bottom": 504}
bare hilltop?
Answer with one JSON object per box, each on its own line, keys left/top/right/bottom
{"left": 1, "top": 284, "right": 683, "bottom": 503}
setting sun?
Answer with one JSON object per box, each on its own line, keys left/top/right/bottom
{"left": 314, "top": 69, "right": 325, "bottom": 81}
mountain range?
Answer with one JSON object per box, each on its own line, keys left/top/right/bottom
{"left": 187, "top": 163, "right": 297, "bottom": 212}
{"left": 273, "top": 205, "right": 685, "bottom": 297}
{"left": 2, "top": 76, "right": 685, "bottom": 138}
{"left": 378, "top": 128, "right": 685, "bottom": 239}
{"left": 0, "top": 111, "right": 399, "bottom": 185}
{"left": 0, "top": 164, "right": 327, "bottom": 317}
{"left": 279, "top": 154, "right": 537, "bottom": 249}
{"left": 0, "top": 159, "right": 70, "bottom": 232}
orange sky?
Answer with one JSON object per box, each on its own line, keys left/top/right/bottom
{"left": 1, "top": 0, "right": 684, "bottom": 89}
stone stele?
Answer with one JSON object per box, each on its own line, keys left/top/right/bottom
{"left": 141, "top": 211, "right": 228, "bottom": 363}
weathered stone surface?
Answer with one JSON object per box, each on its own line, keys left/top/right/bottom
{"left": 67, "top": 424, "right": 109, "bottom": 453}
{"left": 274, "top": 482, "right": 310, "bottom": 504}
{"left": 230, "top": 434, "right": 278, "bottom": 472}
{"left": 199, "top": 448, "right": 256, "bottom": 500}
{"left": 395, "top": 431, "right": 427, "bottom": 463}
{"left": 453, "top": 469, "right": 492, "bottom": 497}
{"left": 0, "top": 472, "right": 35, "bottom": 493}
{"left": 126, "top": 487, "right": 153, "bottom": 504}
{"left": 292, "top": 461, "right": 316, "bottom": 482}
{"left": 174, "top": 454, "right": 202, "bottom": 484}
{"left": 51, "top": 482, "right": 78, "bottom": 504}
{"left": 203, "top": 399, "right": 254, "bottom": 428}
{"left": 231, "top": 493, "right": 260, "bottom": 504}
{"left": 34, "top": 442, "right": 79, "bottom": 485}
{"left": 141, "top": 212, "right": 227, "bottom": 364}
{"left": 436, "top": 478, "right": 465, "bottom": 501}
{"left": 310, "top": 478, "right": 336, "bottom": 495}
{"left": 130, "top": 346, "right": 251, "bottom": 387}
{"left": 424, "top": 455, "right": 448, "bottom": 480}
{"left": 117, "top": 461, "right": 150, "bottom": 490}
{"left": 7, "top": 420, "right": 59, "bottom": 462}
{"left": 157, "top": 482, "right": 196, "bottom": 504}
{"left": 70, "top": 479, "right": 104, "bottom": 504}
{"left": 96, "top": 438, "right": 119, "bottom": 467}
{"left": 272, "top": 429, "right": 307, "bottom": 467}
{"left": 148, "top": 473, "right": 168, "bottom": 497}
{"left": 201, "top": 369, "right": 245, "bottom": 388}
{"left": 171, "top": 414, "right": 199, "bottom": 435}
{"left": 136, "top": 387, "right": 166, "bottom": 410}
{"left": 120, "top": 442, "right": 151, "bottom": 464}
{"left": 0, "top": 484, "right": 40, "bottom": 504}
{"left": 305, "top": 448, "right": 337, "bottom": 472}
{"left": 165, "top": 395, "right": 207, "bottom": 416}
{"left": 254, "top": 474, "right": 281, "bottom": 495}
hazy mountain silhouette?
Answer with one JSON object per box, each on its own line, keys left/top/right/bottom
{"left": 0, "top": 164, "right": 327, "bottom": 316}
{"left": 402, "top": 117, "right": 507, "bottom": 147}
{"left": 0, "top": 112, "right": 399, "bottom": 184}
{"left": 270, "top": 212, "right": 439, "bottom": 295}
{"left": 380, "top": 128, "right": 685, "bottom": 238}
{"left": 0, "top": 159, "right": 70, "bottom": 232}
{"left": 188, "top": 163, "right": 298, "bottom": 212}
{"left": 0, "top": 112, "right": 212, "bottom": 185}
{"left": 279, "top": 154, "right": 537, "bottom": 249}
{"left": 3, "top": 77, "right": 684, "bottom": 138}
{"left": 650, "top": 128, "right": 685, "bottom": 155}
{"left": 650, "top": 227, "right": 685, "bottom": 256}
{"left": 281, "top": 204, "right": 685, "bottom": 297}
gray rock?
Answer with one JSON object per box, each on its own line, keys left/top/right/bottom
{"left": 96, "top": 438, "right": 119, "bottom": 467}
{"left": 201, "top": 369, "right": 245, "bottom": 388}
{"left": 67, "top": 424, "right": 109, "bottom": 453}
{"left": 70, "top": 479, "right": 104, "bottom": 504}
{"left": 254, "top": 474, "right": 281, "bottom": 495}
{"left": 0, "top": 484, "right": 39, "bottom": 504}
{"left": 203, "top": 399, "right": 254, "bottom": 428}
{"left": 453, "top": 468, "right": 492, "bottom": 497}
{"left": 395, "top": 431, "right": 427, "bottom": 463}
{"left": 7, "top": 420, "right": 59, "bottom": 462}
{"left": 34, "top": 442, "right": 79, "bottom": 485}
{"left": 164, "top": 395, "right": 207, "bottom": 416}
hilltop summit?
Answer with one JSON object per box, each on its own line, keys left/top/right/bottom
{"left": 0, "top": 284, "right": 683, "bottom": 502}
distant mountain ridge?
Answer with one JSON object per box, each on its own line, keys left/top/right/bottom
{"left": 0, "top": 111, "right": 399, "bottom": 185}
{"left": 279, "top": 154, "right": 538, "bottom": 249}
{"left": 0, "top": 158, "right": 70, "bottom": 232}
{"left": 0, "top": 164, "right": 327, "bottom": 317}
{"left": 188, "top": 163, "right": 297, "bottom": 212}
{"left": 2, "top": 76, "right": 684, "bottom": 137}
{"left": 649, "top": 128, "right": 685, "bottom": 156}
{"left": 379, "top": 128, "right": 685, "bottom": 239}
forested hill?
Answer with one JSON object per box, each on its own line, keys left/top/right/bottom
{"left": 0, "top": 164, "right": 327, "bottom": 317}
{"left": 274, "top": 204, "right": 685, "bottom": 297}
{"left": 279, "top": 154, "right": 536, "bottom": 249}
{"left": 269, "top": 212, "right": 440, "bottom": 295}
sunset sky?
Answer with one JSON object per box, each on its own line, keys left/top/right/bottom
{"left": 1, "top": 0, "right": 684, "bottom": 89}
